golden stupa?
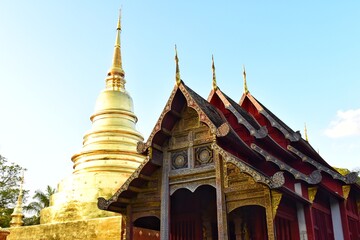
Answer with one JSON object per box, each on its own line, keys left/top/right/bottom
{"left": 7, "top": 13, "right": 145, "bottom": 240}
{"left": 40, "top": 12, "right": 145, "bottom": 223}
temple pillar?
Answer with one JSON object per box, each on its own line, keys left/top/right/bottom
{"left": 214, "top": 153, "right": 228, "bottom": 240}
{"left": 329, "top": 197, "right": 344, "bottom": 240}
{"left": 160, "top": 151, "right": 170, "bottom": 240}
{"left": 294, "top": 183, "right": 308, "bottom": 240}
{"left": 125, "top": 205, "right": 133, "bottom": 240}
{"left": 296, "top": 203, "right": 308, "bottom": 240}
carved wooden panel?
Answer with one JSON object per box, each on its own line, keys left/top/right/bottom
{"left": 169, "top": 107, "right": 215, "bottom": 173}
{"left": 225, "top": 166, "right": 271, "bottom": 214}
{"left": 195, "top": 146, "right": 213, "bottom": 167}
{"left": 171, "top": 150, "right": 188, "bottom": 169}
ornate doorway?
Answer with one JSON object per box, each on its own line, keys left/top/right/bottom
{"left": 228, "top": 205, "right": 268, "bottom": 240}
{"left": 170, "top": 185, "right": 218, "bottom": 240}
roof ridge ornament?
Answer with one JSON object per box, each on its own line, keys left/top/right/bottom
{"left": 212, "top": 55, "right": 217, "bottom": 90}
{"left": 175, "top": 45, "right": 181, "bottom": 86}
{"left": 304, "top": 123, "right": 309, "bottom": 142}
{"left": 243, "top": 65, "right": 249, "bottom": 94}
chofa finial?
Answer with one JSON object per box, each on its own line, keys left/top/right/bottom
{"left": 243, "top": 65, "right": 249, "bottom": 94}
{"left": 304, "top": 123, "right": 309, "bottom": 142}
{"left": 175, "top": 45, "right": 181, "bottom": 86}
{"left": 212, "top": 55, "right": 218, "bottom": 90}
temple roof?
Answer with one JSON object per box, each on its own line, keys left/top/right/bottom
{"left": 98, "top": 70, "right": 359, "bottom": 213}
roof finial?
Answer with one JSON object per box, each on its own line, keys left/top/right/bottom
{"left": 212, "top": 55, "right": 218, "bottom": 90}
{"left": 175, "top": 45, "right": 181, "bottom": 86}
{"left": 304, "top": 123, "right": 309, "bottom": 142}
{"left": 106, "top": 10, "right": 125, "bottom": 90}
{"left": 10, "top": 171, "right": 24, "bottom": 227}
{"left": 243, "top": 65, "right": 249, "bottom": 94}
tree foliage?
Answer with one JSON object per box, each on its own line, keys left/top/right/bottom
{"left": 24, "top": 185, "right": 56, "bottom": 225}
{"left": 0, "top": 154, "right": 27, "bottom": 228}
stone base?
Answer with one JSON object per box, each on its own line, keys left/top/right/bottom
{"left": 6, "top": 216, "right": 122, "bottom": 240}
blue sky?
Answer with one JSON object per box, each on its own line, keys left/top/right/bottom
{"left": 0, "top": 1, "right": 359, "bottom": 194}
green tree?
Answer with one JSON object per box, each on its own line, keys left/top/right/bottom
{"left": 24, "top": 185, "right": 56, "bottom": 225}
{"left": 0, "top": 154, "right": 26, "bottom": 228}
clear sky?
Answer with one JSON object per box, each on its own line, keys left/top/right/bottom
{"left": 0, "top": 1, "right": 359, "bottom": 195}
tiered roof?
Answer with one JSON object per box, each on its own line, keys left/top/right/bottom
{"left": 98, "top": 54, "right": 358, "bottom": 213}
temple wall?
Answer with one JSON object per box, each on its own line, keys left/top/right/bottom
{"left": 6, "top": 216, "right": 122, "bottom": 240}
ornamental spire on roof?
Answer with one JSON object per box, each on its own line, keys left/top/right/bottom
{"left": 106, "top": 10, "right": 126, "bottom": 90}
{"left": 304, "top": 123, "right": 309, "bottom": 142}
{"left": 175, "top": 45, "right": 181, "bottom": 86}
{"left": 10, "top": 172, "right": 24, "bottom": 227}
{"left": 212, "top": 55, "right": 218, "bottom": 90}
{"left": 243, "top": 65, "right": 249, "bottom": 94}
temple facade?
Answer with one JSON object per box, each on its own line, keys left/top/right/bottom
{"left": 98, "top": 54, "right": 360, "bottom": 240}
{"left": 5, "top": 12, "right": 360, "bottom": 240}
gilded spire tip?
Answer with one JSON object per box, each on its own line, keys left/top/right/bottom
{"left": 304, "top": 123, "right": 309, "bottom": 142}
{"left": 175, "top": 45, "right": 181, "bottom": 86}
{"left": 117, "top": 9, "right": 122, "bottom": 30}
{"left": 106, "top": 11, "right": 125, "bottom": 90}
{"left": 212, "top": 55, "right": 217, "bottom": 90}
{"left": 243, "top": 65, "right": 249, "bottom": 94}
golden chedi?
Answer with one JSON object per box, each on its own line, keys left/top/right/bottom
{"left": 40, "top": 14, "right": 145, "bottom": 223}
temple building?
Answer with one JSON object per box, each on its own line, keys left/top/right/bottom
{"left": 98, "top": 52, "right": 360, "bottom": 239}
{"left": 5, "top": 13, "right": 360, "bottom": 240}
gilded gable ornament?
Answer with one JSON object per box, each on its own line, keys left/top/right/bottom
{"left": 271, "top": 190, "right": 282, "bottom": 219}
{"left": 308, "top": 187, "right": 318, "bottom": 203}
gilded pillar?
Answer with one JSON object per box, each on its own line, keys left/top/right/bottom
{"left": 214, "top": 152, "right": 228, "bottom": 240}
{"left": 160, "top": 150, "right": 170, "bottom": 240}
{"left": 264, "top": 191, "right": 275, "bottom": 240}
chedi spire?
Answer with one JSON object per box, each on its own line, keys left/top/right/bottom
{"left": 106, "top": 10, "right": 126, "bottom": 91}
{"left": 10, "top": 173, "right": 24, "bottom": 227}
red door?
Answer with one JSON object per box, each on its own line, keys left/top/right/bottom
{"left": 170, "top": 213, "right": 202, "bottom": 240}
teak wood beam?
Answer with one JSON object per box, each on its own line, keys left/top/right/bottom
{"left": 118, "top": 197, "right": 131, "bottom": 204}
{"left": 170, "top": 109, "right": 182, "bottom": 118}
{"left": 161, "top": 127, "right": 172, "bottom": 136}
{"left": 139, "top": 174, "right": 156, "bottom": 181}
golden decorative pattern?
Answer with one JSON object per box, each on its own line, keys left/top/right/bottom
{"left": 342, "top": 185, "right": 351, "bottom": 200}
{"left": 271, "top": 190, "right": 282, "bottom": 219}
{"left": 215, "top": 122, "right": 230, "bottom": 137}
{"left": 171, "top": 150, "right": 188, "bottom": 169}
{"left": 308, "top": 187, "right": 318, "bottom": 203}
{"left": 213, "top": 143, "right": 284, "bottom": 189}
{"left": 195, "top": 146, "right": 213, "bottom": 166}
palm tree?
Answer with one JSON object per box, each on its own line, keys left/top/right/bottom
{"left": 24, "top": 185, "right": 56, "bottom": 225}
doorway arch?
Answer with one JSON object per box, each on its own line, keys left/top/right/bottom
{"left": 228, "top": 205, "right": 268, "bottom": 240}
{"left": 170, "top": 185, "right": 218, "bottom": 240}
